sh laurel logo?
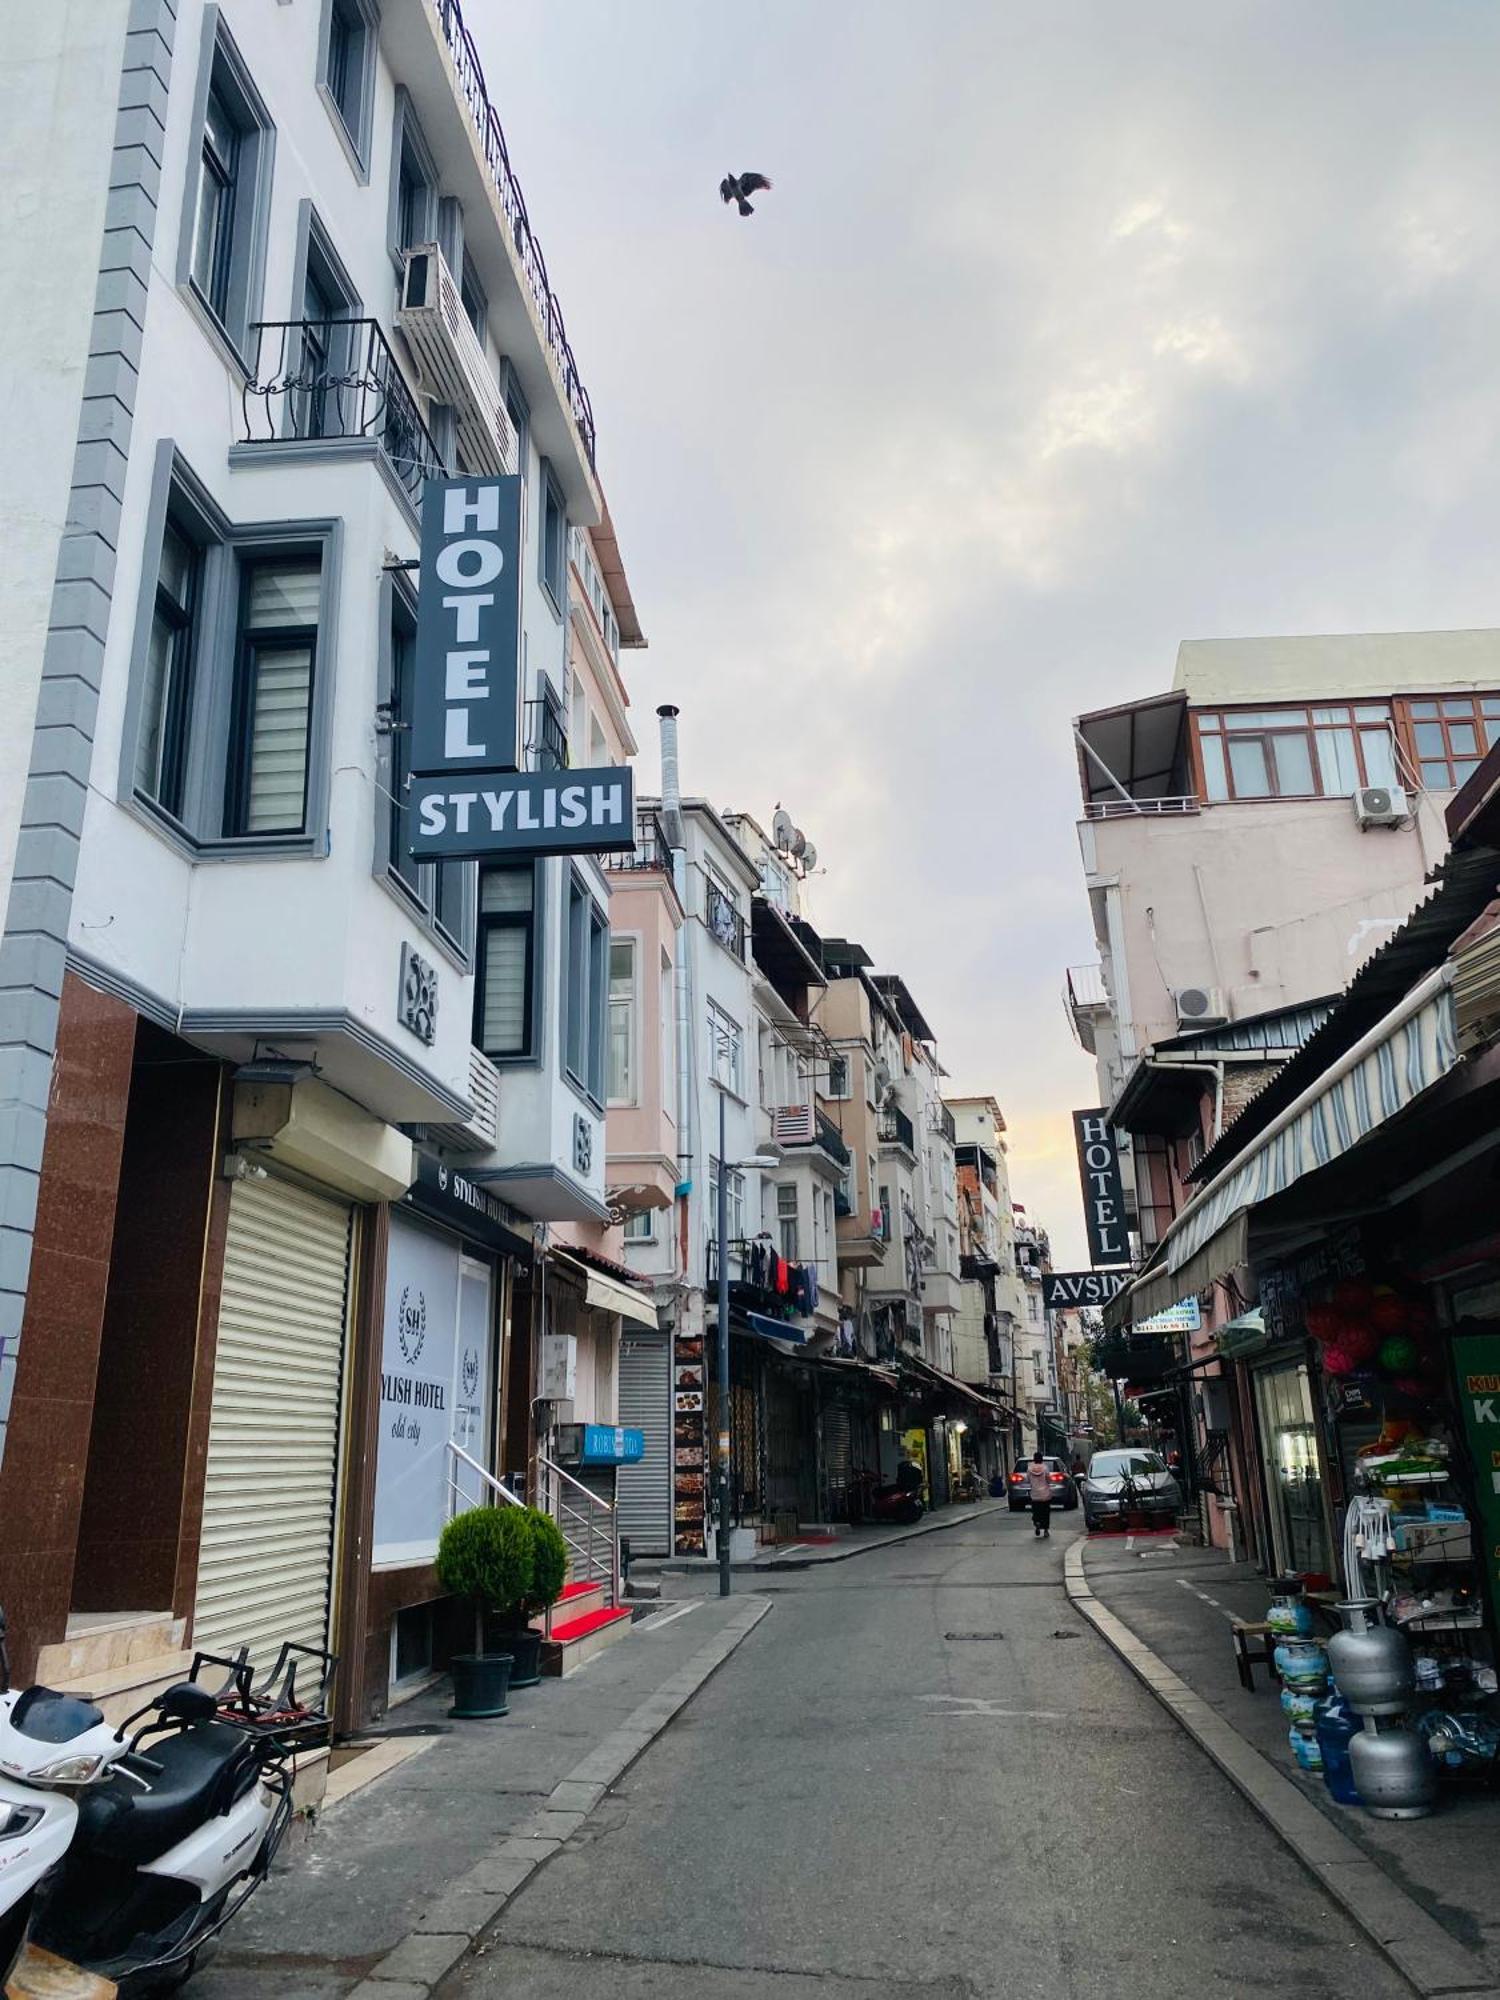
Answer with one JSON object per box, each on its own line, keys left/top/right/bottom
{"left": 462, "top": 1345, "right": 480, "bottom": 1403}
{"left": 397, "top": 1285, "right": 427, "bottom": 1366}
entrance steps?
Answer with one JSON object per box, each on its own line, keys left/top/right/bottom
{"left": 540, "top": 1605, "right": 633, "bottom": 1677}
{"left": 36, "top": 1614, "right": 193, "bottom": 1730}
{"left": 531, "top": 1578, "right": 606, "bottom": 1629}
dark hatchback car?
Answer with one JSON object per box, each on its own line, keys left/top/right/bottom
{"left": 1006, "top": 1455, "right": 1079, "bottom": 1512}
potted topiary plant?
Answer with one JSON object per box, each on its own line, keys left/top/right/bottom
{"left": 515, "top": 1509, "right": 570, "bottom": 1686}
{"left": 435, "top": 1505, "right": 533, "bottom": 1718}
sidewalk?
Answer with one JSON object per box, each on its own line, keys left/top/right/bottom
{"left": 1074, "top": 1535, "right": 1500, "bottom": 1995}
{"left": 639, "top": 1495, "right": 1012, "bottom": 1573}
{"left": 194, "top": 1593, "right": 770, "bottom": 2000}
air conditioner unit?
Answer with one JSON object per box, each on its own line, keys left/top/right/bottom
{"left": 397, "top": 243, "right": 518, "bottom": 475}
{"left": 1173, "top": 986, "right": 1228, "bottom": 1029}
{"left": 1352, "top": 785, "right": 1409, "bottom": 830}
{"left": 771, "top": 1104, "right": 815, "bottom": 1145}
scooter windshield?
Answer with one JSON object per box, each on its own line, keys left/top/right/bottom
{"left": 9, "top": 1687, "right": 106, "bottom": 1742}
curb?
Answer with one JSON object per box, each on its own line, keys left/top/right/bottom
{"left": 646, "top": 1499, "right": 1013, "bottom": 1574}
{"left": 345, "top": 1595, "right": 772, "bottom": 1999}
{"left": 1063, "top": 1540, "right": 1500, "bottom": 2000}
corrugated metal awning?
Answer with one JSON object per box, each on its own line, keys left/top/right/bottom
{"left": 552, "top": 1252, "right": 658, "bottom": 1328}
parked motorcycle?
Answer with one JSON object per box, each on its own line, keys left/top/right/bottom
{"left": 0, "top": 1603, "right": 333, "bottom": 1994}
{"left": 849, "top": 1467, "right": 926, "bottom": 1527}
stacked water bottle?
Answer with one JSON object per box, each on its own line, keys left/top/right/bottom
{"left": 1267, "top": 1577, "right": 1329, "bottom": 1772}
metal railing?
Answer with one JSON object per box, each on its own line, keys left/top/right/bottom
{"left": 878, "top": 1106, "right": 917, "bottom": 1153}
{"left": 523, "top": 696, "right": 569, "bottom": 772}
{"left": 445, "top": 1439, "right": 526, "bottom": 1519}
{"left": 704, "top": 882, "right": 746, "bottom": 960}
{"left": 599, "top": 809, "right": 672, "bottom": 873}
{"left": 537, "top": 1453, "right": 619, "bottom": 1625}
{"left": 1084, "top": 796, "right": 1199, "bottom": 820}
{"left": 429, "top": 0, "right": 597, "bottom": 463}
{"left": 240, "top": 319, "right": 449, "bottom": 504}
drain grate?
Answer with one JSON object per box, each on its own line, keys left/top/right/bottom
{"left": 944, "top": 1630, "right": 1005, "bottom": 1642}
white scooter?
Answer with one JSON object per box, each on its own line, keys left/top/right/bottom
{"left": 0, "top": 1606, "right": 332, "bottom": 1994}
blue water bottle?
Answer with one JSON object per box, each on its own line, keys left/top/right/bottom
{"left": 1315, "top": 1688, "right": 1363, "bottom": 1805}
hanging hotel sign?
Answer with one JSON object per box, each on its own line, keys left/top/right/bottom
{"left": 408, "top": 474, "right": 634, "bottom": 860}
{"left": 1042, "top": 1270, "right": 1132, "bottom": 1310}
{"left": 1072, "top": 1108, "right": 1130, "bottom": 1267}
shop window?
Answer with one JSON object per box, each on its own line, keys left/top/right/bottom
{"left": 1399, "top": 694, "right": 1500, "bottom": 791}
{"left": 1195, "top": 704, "right": 1397, "bottom": 802}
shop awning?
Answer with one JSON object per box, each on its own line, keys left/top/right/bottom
{"left": 1213, "top": 1309, "right": 1270, "bottom": 1362}
{"left": 1109, "top": 968, "right": 1458, "bottom": 1327}
{"left": 904, "top": 1354, "right": 1002, "bottom": 1415}
{"left": 552, "top": 1253, "right": 659, "bottom": 1329}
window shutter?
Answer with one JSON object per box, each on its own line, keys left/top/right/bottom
{"left": 244, "top": 644, "right": 313, "bottom": 831}
{"left": 480, "top": 927, "right": 528, "bottom": 1052}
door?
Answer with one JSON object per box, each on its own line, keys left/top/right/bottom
{"left": 1252, "top": 1358, "right": 1330, "bottom": 1577}
{"left": 451, "top": 1256, "right": 494, "bottom": 1512}
{"left": 194, "top": 1174, "right": 353, "bottom": 1668}
{"left": 616, "top": 1332, "right": 671, "bottom": 1556}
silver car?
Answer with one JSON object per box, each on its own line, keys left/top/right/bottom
{"left": 1082, "top": 1448, "right": 1183, "bottom": 1530}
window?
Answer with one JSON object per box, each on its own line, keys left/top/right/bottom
{"left": 868, "top": 1154, "right": 878, "bottom": 1215}
{"left": 225, "top": 557, "right": 321, "bottom": 836}
{"left": 1027, "top": 1293, "right": 1040, "bottom": 1323}
{"left": 382, "top": 586, "right": 472, "bottom": 942}
{"left": 292, "top": 211, "right": 359, "bottom": 442}
{"left": 540, "top": 463, "right": 566, "bottom": 611}
{"left": 879, "top": 1184, "right": 891, "bottom": 1239}
{"left": 709, "top": 1158, "right": 746, "bottom": 1242}
{"left": 826, "top": 1052, "right": 850, "bottom": 1099}
{"left": 1401, "top": 695, "right": 1500, "bottom": 791}
{"left": 1195, "top": 705, "right": 1397, "bottom": 803}
{"left": 708, "top": 1000, "right": 744, "bottom": 1096}
{"left": 608, "top": 938, "right": 636, "bottom": 1104}
{"left": 1031, "top": 1353, "right": 1046, "bottom": 1386}
{"left": 135, "top": 519, "right": 201, "bottom": 818}
{"left": 182, "top": 23, "right": 273, "bottom": 357}
{"left": 321, "top": 0, "right": 374, "bottom": 167}
{"left": 391, "top": 97, "right": 438, "bottom": 264}
{"left": 564, "top": 873, "right": 608, "bottom": 1101}
{"left": 776, "top": 1184, "right": 799, "bottom": 1261}
{"left": 460, "top": 255, "right": 486, "bottom": 339}
{"left": 660, "top": 950, "right": 676, "bottom": 1126}
{"left": 623, "top": 1208, "right": 654, "bottom": 1243}
{"left": 475, "top": 866, "right": 536, "bottom": 1059}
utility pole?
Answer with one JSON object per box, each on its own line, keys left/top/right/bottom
{"left": 716, "top": 1083, "right": 732, "bottom": 1599}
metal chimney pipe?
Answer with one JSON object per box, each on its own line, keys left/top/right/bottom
{"left": 657, "top": 704, "right": 685, "bottom": 847}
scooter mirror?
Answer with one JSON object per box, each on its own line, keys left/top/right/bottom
{"left": 158, "top": 1681, "right": 217, "bottom": 1723}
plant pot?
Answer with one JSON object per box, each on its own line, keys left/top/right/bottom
{"left": 492, "top": 1626, "right": 543, "bottom": 1689}
{"left": 449, "top": 1651, "right": 513, "bottom": 1719}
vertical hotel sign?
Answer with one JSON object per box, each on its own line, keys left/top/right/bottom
{"left": 407, "top": 476, "right": 633, "bottom": 859}
{"left": 1451, "top": 1330, "right": 1500, "bottom": 1628}
{"left": 1072, "top": 1108, "right": 1129, "bottom": 1267}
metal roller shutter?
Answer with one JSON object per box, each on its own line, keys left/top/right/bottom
{"left": 822, "top": 1401, "right": 851, "bottom": 1518}
{"left": 616, "top": 1332, "right": 670, "bottom": 1556}
{"left": 194, "top": 1174, "right": 353, "bottom": 1669}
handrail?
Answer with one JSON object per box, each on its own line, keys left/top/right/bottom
{"left": 538, "top": 1452, "right": 616, "bottom": 1515}
{"left": 537, "top": 1451, "right": 619, "bottom": 1628}
{"left": 445, "top": 1439, "right": 525, "bottom": 1514}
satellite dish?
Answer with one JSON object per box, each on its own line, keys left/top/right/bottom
{"left": 772, "top": 808, "right": 795, "bottom": 850}
{"left": 790, "top": 828, "right": 807, "bottom": 858}
{"left": 800, "top": 841, "right": 817, "bottom": 871}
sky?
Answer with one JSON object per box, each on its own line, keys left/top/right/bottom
{"left": 473, "top": 1, "right": 1500, "bottom": 1265}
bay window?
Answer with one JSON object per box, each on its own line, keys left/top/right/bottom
{"left": 1196, "top": 704, "right": 1397, "bottom": 802}
{"left": 1400, "top": 695, "right": 1500, "bottom": 791}
{"left": 608, "top": 938, "right": 636, "bottom": 1104}
{"left": 475, "top": 865, "right": 536, "bottom": 1060}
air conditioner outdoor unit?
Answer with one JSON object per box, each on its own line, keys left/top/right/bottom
{"left": 770, "top": 1104, "right": 815, "bottom": 1145}
{"left": 397, "top": 242, "right": 518, "bottom": 476}
{"left": 1173, "top": 986, "right": 1228, "bottom": 1029}
{"left": 1352, "top": 785, "right": 1409, "bottom": 830}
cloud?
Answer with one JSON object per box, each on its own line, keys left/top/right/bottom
{"left": 476, "top": 0, "right": 1500, "bottom": 1260}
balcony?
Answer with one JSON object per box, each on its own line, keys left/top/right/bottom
{"left": 1083, "top": 796, "right": 1199, "bottom": 821}
{"left": 600, "top": 809, "right": 672, "bottom": 875}
{"left": 771, "top": 1105, "right": 851, "bottom": 1168}
{"left": 429, "top": 0, "right": 595, "bottom": 464}
{"left": 523, "top": 696, "right": 569, "bottom": 772}
{"left": 836, "top": 1206, "right": 887, "bottom": 1270}
{"left": 239, "top": 318, "right": 448, "bottom": 508}
{"left": 878, "top": 1106, "right": 917, "bottom": 1156}
{"left": 939, "top": 1103, "right": 957, "bottom": 1145}
{"left": 704, "top": 882, "right": 746, "bottom": 961}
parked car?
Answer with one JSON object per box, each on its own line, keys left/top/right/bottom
{"left": 1081, "top": 1448, "right": 1182, "bottom": 1530}
{"left": 1006, "top": 1456, "right": 1078, "bottom": 1512}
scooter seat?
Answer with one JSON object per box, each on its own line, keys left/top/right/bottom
{"left": 75, "top": 1719, "right": 253, "bottom": 1866}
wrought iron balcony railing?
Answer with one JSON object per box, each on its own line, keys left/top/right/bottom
{"left": 878, "top": 1106, "right": 917, "bottom": 1154}
{"left": 523, "top": 696, "right": 569, "bottom": 772}
{"left": 599, "top": 809, "right": 672, "bottom": 874}
{"left": 240, "top": 319, "right": 449, "bottom": 505}
{"left": 430, "top": 0, "right": 596, "bottom": 464}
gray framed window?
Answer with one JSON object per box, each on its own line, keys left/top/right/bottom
{"left": 776, "top": 1183, "right": 799, "bottom": 1261}
{"left": 563, "top": 870, "right": 608, "bottom": 1103}
{"left": 179, "top": 10, "right": 275, "bottom": 363}
{"left": 539, "top": 461, "right": 566, "bottom": 613}
{"left": 380, "top": 577, "right": 474, "bottom": 952}
{"left": 608, "top": 937, "right": 635, "bottom": 1104}
{"left": 123, "top": 444, "right": 340, "bottom": 856}
{"left": 475, "top": 865, "right": 539, "bottom": 1061}
{"left": 389, "top": 92, "right": 439, "bottom": 269}
{"left": 502, "top": 364, "right": 529, "bottom": 470}
{"left": 319, "top": 0, "right": 377, "bottom": 175}
{"left": 460, "top": 255, "right": 487, "bottom": 340}
{"left": 288, "top": 204, "right": 361, "bottom": 442}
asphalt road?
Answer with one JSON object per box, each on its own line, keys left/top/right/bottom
{"left": 440, "top": 1511, "right": 1411, "bottom": 2000}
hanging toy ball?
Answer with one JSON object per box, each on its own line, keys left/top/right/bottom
{"left": 1369, "top": 1294, "right": 1409, "bottom": 1339}
{"left": 1322, "top": 1345, "right": 1356, "bottom": 1378}
{"left": 1377, "top": 1334, "right": 1417, "bottom": 1374}
{"left": 1333, "top": 1278, "right": 1374, "bottom": 1315}
{"left": 1340, "top": 1323, "right": 1378, "bottom": 1365}
{"left": 1305, "top": 1302, "right": 1343, "bottom": 1343}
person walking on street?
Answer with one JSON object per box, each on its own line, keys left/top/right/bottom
{"left": 1027, "top": 1448, "right": 1053, "bottom": 1538}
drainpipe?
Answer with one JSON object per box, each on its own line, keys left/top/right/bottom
{"left": 658, "top": 705, "right": 694, "bottom": 1234}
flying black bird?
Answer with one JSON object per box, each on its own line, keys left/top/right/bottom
{"left": 720, "top": 171, "right": 773, "bottom": 217}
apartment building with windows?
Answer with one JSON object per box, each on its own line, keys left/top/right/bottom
{"left": 0, "top": 0, "right": 651, "bottom": 1722}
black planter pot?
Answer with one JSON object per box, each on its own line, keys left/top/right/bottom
{"left": 493, "top": 1627, "right": 542, "bottom": 1689}
{"left": 449, "top": 1651, "right": 513, "bottom": 1719}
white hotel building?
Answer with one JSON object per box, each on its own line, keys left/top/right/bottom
{"left": 0, "top": 0, "right": 649, "bottom": 1725}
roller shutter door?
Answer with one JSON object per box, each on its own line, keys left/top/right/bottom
{"left": 822, "top": 1401, "right": 851, "bottom": 1518}
{"left": 194, "top": 1174, "right": 353, "bottom": 1669}
{"left": 616, "top": 1332, "right": 670, "bottom": 1556}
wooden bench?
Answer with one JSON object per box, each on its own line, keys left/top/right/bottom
{"left": 1231, "top": 1618, "right": 1280, "bottom": 1693}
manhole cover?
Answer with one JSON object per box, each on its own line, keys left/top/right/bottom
{"left": 945, "top": 1631, "right": 1005, "bottom": 1642}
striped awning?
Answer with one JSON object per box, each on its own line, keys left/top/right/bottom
{"left": 1113, "top": 973, "right": 1458, "bottom": 1326}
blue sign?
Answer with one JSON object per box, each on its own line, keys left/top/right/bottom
{"left": 579, "top": 1425, "right": 645, "bottom": 1466}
